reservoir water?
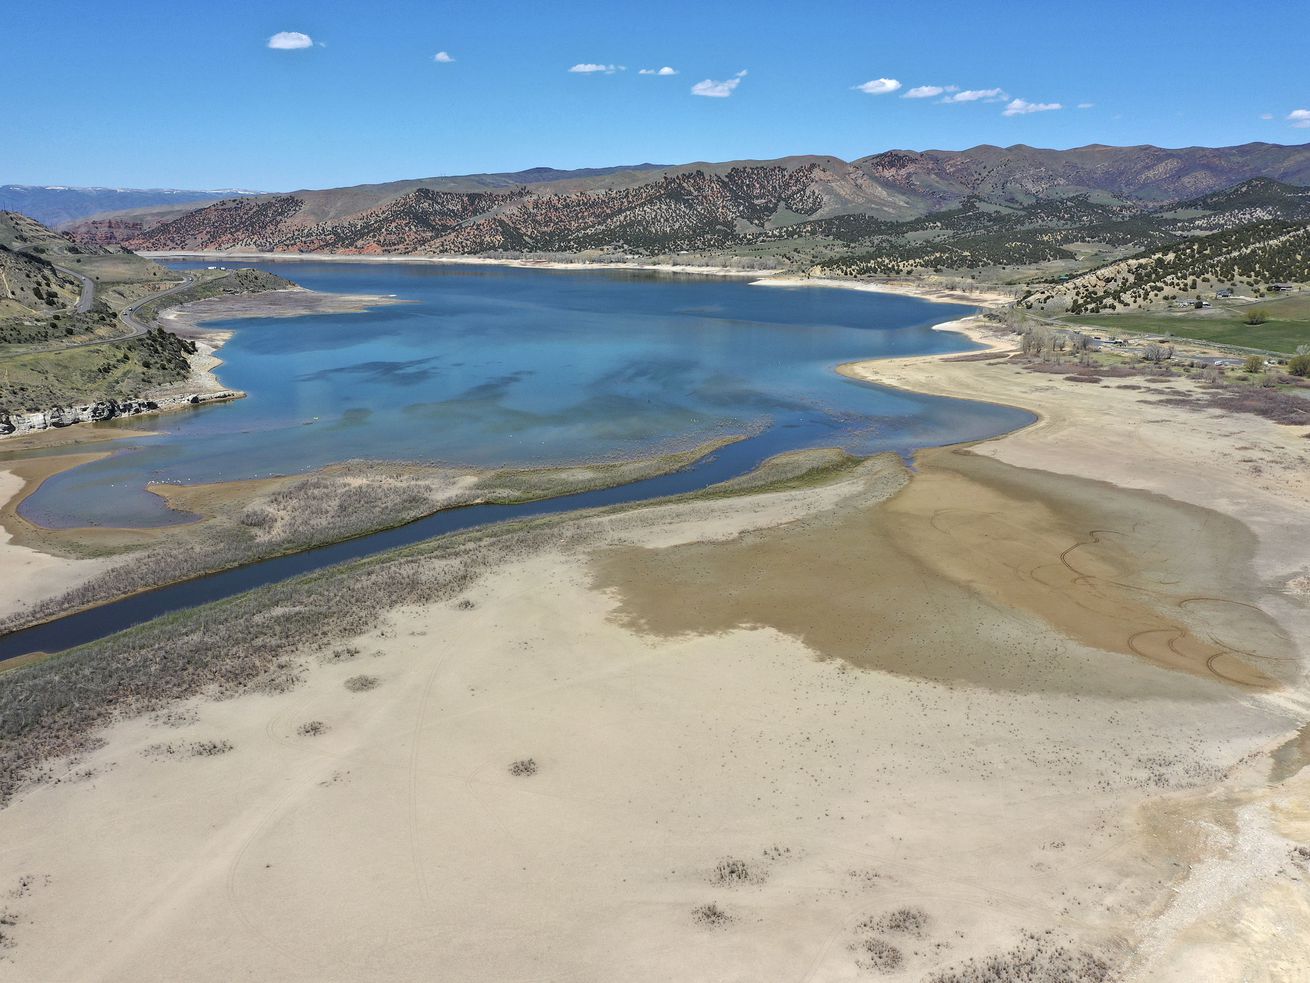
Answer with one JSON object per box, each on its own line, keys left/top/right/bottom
{"left": 0, "top": 262, "right": 1037, "bottom": 657}
{"left": 20, "top": 261, "right": 1031, "bottom": 529}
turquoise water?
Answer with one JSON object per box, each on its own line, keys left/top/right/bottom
{"left": 21, "top": 261, "right": 1031, "bottom": 528}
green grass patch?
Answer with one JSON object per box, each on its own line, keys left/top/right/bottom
{"left": 1065, "top": 296, "right": 1310, "bottom": 354}
{"left": 0, "top": 328, "right": 195, "bottom": 411}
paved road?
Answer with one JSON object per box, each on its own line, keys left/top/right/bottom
{"left": 0, "top": 272, "right": 195, "bottom": 361}
{"left": 48, "top": 261, "right": 97, "bottom": 314}
{"left": 117, "top": 274, "right": 196, "bottom": 338}
{"left": 10, "top": 243, "right": 97, "bottom": 315}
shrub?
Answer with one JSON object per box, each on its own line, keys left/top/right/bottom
{"left": 864, "top": 906, "right": 930, "bottom": 937}
{"left": 854, "top": 937, "right": 903, "bottom": 972}
{"left": 1289, "top": 353, "right": 1310, "bottom": 378}
{"left": 1244, "top": 354, "right": 1266, "bottom": 374}
{"left": 1244, "top": 307, "right": 1269, "bottom": 325}
{"left": 691, "top": 903, "right": 733, "bottom": 928}
{"left": 711, "top": 857, "right": 766, "bottom": 886}
{"left": 927, "top": 933, "right": 1113, "bottom": 983}
{"left": 1142, "top": 343, "right": 1173, "bottom": 363}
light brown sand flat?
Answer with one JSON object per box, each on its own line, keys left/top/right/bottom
{"left": 157, "top": 286, "right": 402, "bottom": 335}
{"left": 594, "top": 449, "right": 1287, "bottom": 695}
{"left": 0, "top": 527, "right": 1292, "bottom": 982}
{"left": 0, "top": 461, "right": 126, "bottom": 621}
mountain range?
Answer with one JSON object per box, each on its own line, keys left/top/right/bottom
{"left": 59, "top": 142, "right": 1310, "bottom": 262}
{"left": 0, "top": 185, "right": 263, "bottom": 229}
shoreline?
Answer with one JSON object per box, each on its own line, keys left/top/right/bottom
{"left": 841, "top": 294, "right": 1310, "bottom": 979}
{"left": 0, "top": 285, "right": 400, "bottom": 446}
{"left": 0, "top": 279, "right": 1022, "bottom": 634}
{"left": 0, "top": 433, "right": 758, "bottom": 638}
{"left": 756, "top": 274, "right": 1018, "bottom": 308}
{"left": 156, "top": 284, "right": 403, "bottom": 333}
{"left": 1, "top": 273, "right": 1309, "bottom": 977}
{"left": 138, "top": 250, "right": 1019, "bottom": 308}
{"left": 0, "top": 265, "right": 1006, "bottom": 535}
{"left": 140, "top": 250, "right": 783, "bottom": 280}
{"left": 0, "top": 455, "right": 123, "bottom": 621}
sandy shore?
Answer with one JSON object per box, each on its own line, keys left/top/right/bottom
{"left": 140, "top": 250, "right": 782, "bottom": 280}
{"left": 0, "top": 424, "right": 173, "bottom": 622}
{"left": 157, "top": 285, "right": 402, "bottom": 334}
{"left": 755, "top": 274, "right": 1019, "bottom": 307}
{"left": 141, "top": 251, "right": 1028, "bottom": 308}
{"left": 842, "top": 313, "right": 1310, "bottom": 980}
{"left": 1, "top": 289, "right": 1308, "bottom": 980}
{"left": 1, "top": 441, "right": 1305, "bottom": 981}
{"left": 138, "top": 252, "right": 1022, "bottom": 306}
{"left": 0, "top": 285, "right": 405, "bottom": 613}
{"left": 0, "top": 464, "right": 120, "bottom": 622}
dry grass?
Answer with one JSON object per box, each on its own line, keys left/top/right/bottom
{"left": 710, "top": 857, "right": 767, "bottom": 887}
{"left": 849, "top": 907, "right": 926, "bottom": 973}
{"left": 0, "top": 466, "right": 475, "bottom": 633}
{"left": 141, "top": 739, "right": 233, "bottom": 759}
{"left": 0, "top": 514, "right": 588, "bottom": 805}
{"left": 867, "top": 906, "right": 930, "bottom": 938}
{"left": 853, "top": 936, "right": 903, "bottom": 973}
{"left": 690, "top": 902, "right": 733, "bottom": 929}
{"left": 926, "top": 933, "right": 1114, "bottom": 983}
{"left": 149, "top": 708, "right": 197, "bottom": 728}
{"left": 0, "top": 440, "right": 738, "bottom": 633}
{"left": 1157, "top": 384, "right": 1310, "bottom": 427}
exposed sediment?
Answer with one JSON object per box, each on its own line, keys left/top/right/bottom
{"left": 0, "top": 285, "right": 1307, "bottom": 982}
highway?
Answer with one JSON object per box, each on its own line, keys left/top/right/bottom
{"left": 49, "top": 261, "right": 96, "bottom": 313}
{"left": 0, "top": 266, "right": 195, "bottom": 360}
{"left": 116, "top": 274, "right": 196, "bottom": 339}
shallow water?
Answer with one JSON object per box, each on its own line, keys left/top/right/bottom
{"left": 22, "top": 261, "right": 1030, "bottom": 528}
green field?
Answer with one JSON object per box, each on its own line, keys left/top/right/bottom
{"left": 1064, "top": 294, "right": 1310, "bottom": 354}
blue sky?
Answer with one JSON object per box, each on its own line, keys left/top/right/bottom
{"left": 6, "top": 0, "right": 1308, "bottom": 191}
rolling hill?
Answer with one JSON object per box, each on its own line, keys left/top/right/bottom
{"left": 809, "top": 178, "right": 1310, "bottom": 280}
{"left": 1023, "top": 219, "right": 1310, "bottom": 314}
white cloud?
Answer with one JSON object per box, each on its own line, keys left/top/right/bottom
{"left": 903, "top": 85, "right": 956, "bottom": 99}
{"left": 1261, "top": 113, "right": 1275, "bottom": 120}
{"left": 267, "top": 31, "right": 314, "bottom": 50}
{"left": 943, "top": 88, "right": 1007, "bottom": 103}
{"left": 1077, "top": 102, "right": 1095, "bottom": 109}
{"left": 639, "top": 66, "right": 678, "bottom": 76}
{"left": 1288, "top": 109, "right": 1310, "bottom": 128}
{"left": 854, "top": 78, "right": 902, "bottom": 95}
{"left": 1003, "top": 98, "right": 1063, "bottom": 116}
{"left": 569, "top": 63, "right": 622, "bottom": 74}
{"left": 433, "top": 51, "right": 455, "bottom": 63}
{"left": 692, "top": 70, "right": 747, "bottom": 98}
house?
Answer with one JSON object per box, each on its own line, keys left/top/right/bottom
{"left": 1216, "top": 288, "right": 1232, "bottom": 298}
{"left": 1269, "top": 284, "right": 1296, "bottom": 292}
